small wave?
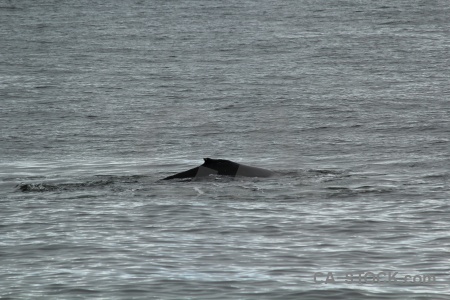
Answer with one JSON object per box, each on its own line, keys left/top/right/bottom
{"left": 325, "top": 185, "right": 396, "bottom": 198}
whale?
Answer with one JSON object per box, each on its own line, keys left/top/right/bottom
{"left": 162, "top": 158, "right": 274, "bottom": 180}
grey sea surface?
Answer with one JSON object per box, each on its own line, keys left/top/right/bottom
{"left": 1, "top": 0, "right": 449, "bottom": 299}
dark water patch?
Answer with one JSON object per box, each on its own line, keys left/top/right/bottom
{"left": 34, "top": 85, "right": 54, "bottom": 89}
{"left": 421, "top": 172, "right": 449, "bottom": 180}
{"left": 214, "top": 104, "right": 239, "bottom": 110}
{"left": 428, "top": 236, "right": 450, "bottom": 244}
{"left": 34, "top": 243, "right": 69, "bottom": 251}
{"left": 0, "top": 5, "right": 19, "bottom": 10}
{"left": 379, "top": 20, "right": 416, "bottom": 26}
{"left": 353, "top": 185, "right": 396, "bottom": 193}
{"left": 72, "top": 194, "right": 103, "bottom": 199}
{"left": 308, "top": 169, "right": 347, "bottom": 176}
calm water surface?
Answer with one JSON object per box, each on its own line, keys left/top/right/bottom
{"left": 1, "top": 0, "right": 449, "bottom": 299}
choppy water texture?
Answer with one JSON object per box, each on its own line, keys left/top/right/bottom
{"left": 1, "top": 0, "right": 449, "bottom": 299}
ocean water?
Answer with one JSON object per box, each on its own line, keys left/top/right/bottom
{"left": 1, "top": 0, "right": 449, "bottom": 299}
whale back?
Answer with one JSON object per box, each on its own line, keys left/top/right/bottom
{"left": 202, "top": 158, "right": 239, "bottom": 176}
{"left": 162, "top": 158, "right": 273, "bottom": 180}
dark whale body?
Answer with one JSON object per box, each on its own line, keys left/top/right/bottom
{"left": 162, "top": 158, "right": 274, "bottom": 180}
